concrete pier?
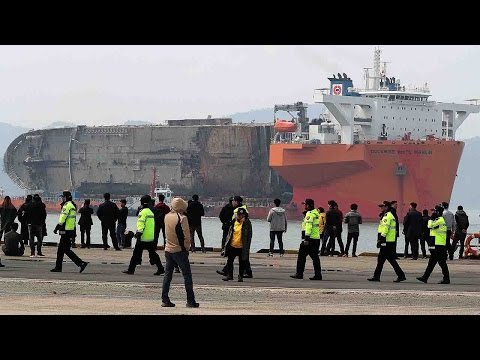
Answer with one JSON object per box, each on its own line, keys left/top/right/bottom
{"left": 0, "top": 247, "right": 479, "bottom": 314}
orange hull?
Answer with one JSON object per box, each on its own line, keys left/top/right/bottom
{"left": 270, "top": 140, "right": 464, "bottom": 221}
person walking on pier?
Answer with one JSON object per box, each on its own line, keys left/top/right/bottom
{"left": 16, "top": 195, "right": 31, "bottom": 245}
{"left": 267, "top": 198, "right": 287, "bottom": 256}
{"left": 25, "top": 194, "right": 47, "bottom": 257}
{"left": 1, "top": 196, "right": 18, "bottom": 243}
{"left": 344, "top": 203, "right": 362, "bottom": 257}
{"left": 97, "top": 192, "right": 121, "bottom": 251}
{"left": 219, "top": 197, "right": 234, "bottom": 255}
{"left": 123, "top": 195, "right": 165, "bottom": 276}
{"left": 420, "top": 209, "right": 430, "bottom": 258}
{"left": 154, "top": 194, "right": 170, "bottom": 247}
{"left": 417, "top": 205, "right": 450, "bottom": 284}
{"left": 441, "top": 202, "right": 454, "bottom": 259}
{"left": 187, "top": 194, "right": 206, "bottom": 253}
{"left": 51, "top": 191, "right": 89, "bottom": 273}
{"left": 290, "top": 198, "right": 322, "bottom": 280}
{"left": 450, "top": 205, "right": 469, "bottom": 259}
{"left": 368, "top": 201, "right": 406, "bottom": 283}
{"left": 78, "top": 199, "right": 93, "bottom": 248}
{"left": 162, "top": 197, "right": 199, "bottom": 308}
{"left": 402, "top": 202, "right": 422, "bottom": 260}
{"left": 117, "top": 199, "right": 128, "bottom": 248}
{"left": 218, "top": 207, "right": 252, "bottom": 282}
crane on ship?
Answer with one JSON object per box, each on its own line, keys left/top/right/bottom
{"left": 273, "top": 102, "right": 308, "bottom": 142}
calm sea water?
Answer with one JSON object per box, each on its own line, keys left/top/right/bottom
{"left": 41, "top": 209, "right": 480, "bottom": 253}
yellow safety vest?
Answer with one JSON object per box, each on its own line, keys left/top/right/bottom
{"left": 304, "top": 209, "right": 321, "bottom": 240}
{"left": 428, "top": 216, "right": 447, "bottom": 246}
{"left": 377, "top": 211, "right": 396, "bottom": 241}
{"left": 137, "top": 207, "right": 155, "bottom": 242}
{"left": 58, "top": 201, "right": 76, "bottom": 231}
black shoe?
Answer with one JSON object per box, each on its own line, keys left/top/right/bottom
{"left": 309, "top": 276, "right": 323, "bottom": 280}
{"left": 367, "top": 277, "right": 380, "bottom": 281}
{"left": 0, "top": 263, "right": 5, "bottom": 268}
{"left": 154, "top": 268, "right": 165, "bottom": 276}
{"left": 290, "top": 274, "right": 303, "bottom": 279}
{"left": 222, "top": 276, "right": 233, "bottom": 281}
{"left": 238, "top": 275, "right": 243, "bottom": 282}
{"left": 186, "top": 301, "right": 200, "bottom": 308}
{"left": 393, "top": 276, "right": 406, "bottom": 283}
{"left": 79, "top": 262, "right": 89, "bottom": 273}
{"left": 216, "top": 270, "right": 226, "bottom": 276}
{"left": 201, "top": 247, "right": 206, "bottom": 253}
{"left": 161, "top": 301, "right": 176, "bottom": 307}
{"left": 37, "top": 252, "right": 45, "bottom": 257}
{"left": 122, "top": 270, "right": 134, "bottom": 275}
{"left": 438, "top": 279, "right": 450, "bottom": 284}
{"left": 416, "top": 276, "right": 428, "bottom": 283}
{"left": 243, "top": 273, "right": 253, "bottom": 279}
{"left": 80, "top": 245, "right": 86, "bottom": 248}
{"left": 115, "top": 248, "right": 122, "bottom": 251}
{"left": 50, "top": 268, "right": 61, "bottom": 272}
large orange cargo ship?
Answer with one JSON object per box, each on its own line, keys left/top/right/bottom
{"left": 270, "top": 48, "right": 480, "bottom": 221}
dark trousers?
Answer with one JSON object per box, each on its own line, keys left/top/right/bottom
{"left": 373, "top": 243, "right": 405, "bottom": 279}
{"left": 154, "top": 222, "right": 166, "bottom": 247}
{"left": 450, "top": 231, "right": 467, "bottom": 259}
{"left": 28, "top": 224, "right": 44, "bottom": 255}
{"left": 189, "top": 224, "right": 205, "bottom": 249}
{"left": 162, "top": 251, "right": 196, "bottom": 304}
{"left": 295, "top": 239, "right": 321, "bottom": 277}
{"left": 127, "top": 241, "right": 163, "bottom": 272}
{"left": 101, "top": 222, "right": 119, "bottom": 249}
{"left": 407, "top": 234, "right": 420, "bottom": 259}
{"left": 221, "top": 257, "right": 252, "bottom": 276}
{"left": 269, "top": 231, "right": 284, "bottom": 253}
{"left": 221, "top": 225, "right": 229, "bottom": 249}
{"left": 320, "top": 229, "right": 329, "bottom": 255}
{"left": 55, "top": 233, "right": 83, "bottom": 270}
{"left": 225, "top": 245, "right": 245, "bottom": 278}
{"left": 116, "top": 223, "right": 126, "bottom": 248}
{"left": 326, "top": 227, "right": 344, "bottom": 255}
{"left": 423, "top": 246, "right": 449, "bottom": 280}
{"left": 420, "top": 234, "right": 428, "bottom": 257}
{"left": 345, "top": 232, "right": 359, "bottom": 256}
{"left": 446, "top": 230, "right": 452, "bottom": 255}
{"left": 20, "top": 223, "right": 29, "bottom": 244}
{"left": 80, "top": 225, "right": 91, "bottom": 247}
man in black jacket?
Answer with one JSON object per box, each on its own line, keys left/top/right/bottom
{"left": 97, "top": 193, "right": 121, "bottom": 250}
{"left": 25, "top": 194, "right": 47, "bottom": 257}
{"left": 390, "top": 200, "right": 400, "bottom": 258}
{"left": 450, "top": 206, "right": 469, "bottom": 259}
{"left": 16, "top": 195, "right": 32, "bottom": 245}
{"left": 117, "top": 199, "right": 128, "bottom": 248}
{"left": 187, "top": 194, "right": 206, "bottom": 253}
{"left": 402, "top": 202, "right": 423, "bottom": 260}
{"left": 218, "top": 197, "right": 234, "bottom": 255}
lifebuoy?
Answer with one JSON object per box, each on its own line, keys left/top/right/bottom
{"left": 464, "top": 233, "right": 480, "bottom": 258}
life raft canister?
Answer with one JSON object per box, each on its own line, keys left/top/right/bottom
{"left": 464, "top": 233, "right": 480, "bottom": 257}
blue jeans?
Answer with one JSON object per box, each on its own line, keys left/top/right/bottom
{"left": 162, "top": 251, "right": 196, "bottom": 304}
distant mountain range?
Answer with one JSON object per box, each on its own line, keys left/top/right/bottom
{"left": 0, "top": 117, "right": 479, "bottom": 207}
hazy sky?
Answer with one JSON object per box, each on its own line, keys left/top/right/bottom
{"left": 1, "top": 45, "right": 479, "bottom": 138}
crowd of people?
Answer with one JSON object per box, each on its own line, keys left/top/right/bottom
{"left": 0, "top": 191, "right": 475, "bottom": 305}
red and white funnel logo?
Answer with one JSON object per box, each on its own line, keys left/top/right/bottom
{"left": 332, "top": 84, "right": 343, "bottom": 96}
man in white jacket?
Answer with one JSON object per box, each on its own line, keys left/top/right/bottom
{"left": 267, "top": 198, "right": 287, "bottom": 256}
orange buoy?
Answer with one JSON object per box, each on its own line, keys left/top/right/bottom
{"left": 464, "top": 233, "right": 480, "bottom": 258}
{"left": 274, "top": 120, "right": 297, "bottom": 132}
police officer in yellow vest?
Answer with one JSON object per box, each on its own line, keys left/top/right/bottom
{"left": 417, "top": 205, "right": 450, "bottom": 284}
{"left": 51, "top": 191, "right": 89, "bottom": 273}
{"left": 290, "top": 198, "right": 322, "bottom": 280}
{"left": 123, "top": 195, "right": 165, "bottom": 275}
{"left": 368, "top": 201, "right": 406, "bottom": 282}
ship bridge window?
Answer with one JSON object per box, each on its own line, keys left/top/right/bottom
{"left": 389, "top": 96, "right": 395, "bottom": 101}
